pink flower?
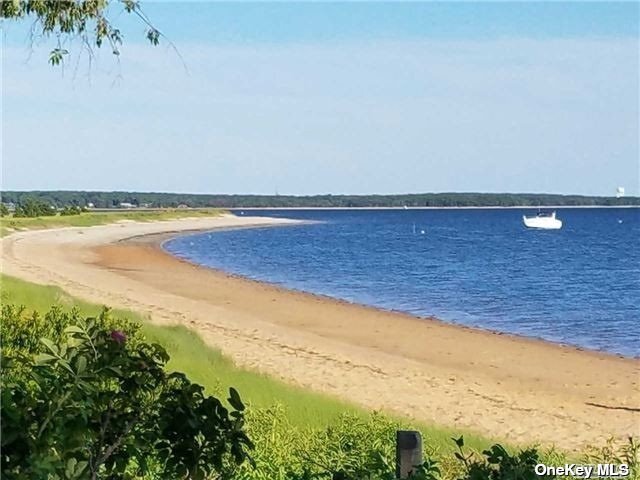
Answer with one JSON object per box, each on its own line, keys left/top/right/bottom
{"left": 110, "top": 330, "right": 127, "bottom": 344}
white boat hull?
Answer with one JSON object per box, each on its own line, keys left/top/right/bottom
{"left": 523, "top": 214, "right": 562, "bottom": 230}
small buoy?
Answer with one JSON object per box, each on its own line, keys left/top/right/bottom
{"left": 618, "top": 219, "right": 623, "bottom": 224}
{"left": 420, "top": 230, "right": 426, "bottom": 235}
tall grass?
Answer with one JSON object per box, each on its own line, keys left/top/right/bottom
{"left": 0, "top": 208, "right": 223, "bottom": 236}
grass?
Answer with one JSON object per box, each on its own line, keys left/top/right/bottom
{"left": 0, "top": 273, "right": 495, "bottom": 453}
{"left": 0, "top": 208, "right": 223, "bottom": 236}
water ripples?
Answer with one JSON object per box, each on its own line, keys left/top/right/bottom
{"left": 164, "top": 208, "right": 640, "bottom": 357}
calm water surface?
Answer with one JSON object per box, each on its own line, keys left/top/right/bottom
{"left": 164, "top": 208, "right": 640, "bottom": 357}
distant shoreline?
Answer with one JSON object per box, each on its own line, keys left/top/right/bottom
{"left": 76, "top": 204, "right": 640, "bottom": 214}
{"left": 3, "top": 190, "right": 638, "bottom": 211}
{"left": 228, "top": 205, "right": 640, "bottom": 211}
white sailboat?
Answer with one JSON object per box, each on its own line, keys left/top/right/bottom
{"left": 523, "top": 211, "right": 562, "bottom": 230}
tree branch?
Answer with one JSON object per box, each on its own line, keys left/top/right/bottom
{"left": 91, "top": 412, "right": 140, "bottom": 480}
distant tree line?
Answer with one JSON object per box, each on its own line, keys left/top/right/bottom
{"left": 1, "top": 191, "right": 638, "bottom": 209}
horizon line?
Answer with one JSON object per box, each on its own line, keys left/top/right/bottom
{"left": 2, "top": 190, "right": 638, "bottom": 199}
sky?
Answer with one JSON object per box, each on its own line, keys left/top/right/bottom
{"left": 2, "top": 2, "right": 639, "bottom": 196}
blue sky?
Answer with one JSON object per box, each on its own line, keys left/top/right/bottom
{"left": 3, "top": 2, "right": 639, "bottom": 195}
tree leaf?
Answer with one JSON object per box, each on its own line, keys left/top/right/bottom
{"left": 58, "top": 359, "right": 75, "bottom": 375}
{"left": 76, "top": 355, "right": 87, "bottom": 374}
{"left": 73, "top": 461, "right": 88, "bottom": 478}
{"left": 228, "top": 387, "right": 244, "bottom": 412}
{"left": 66, "top": 457, "right": 77, "bottom": 478}
{"left": 453, "top": 435, "right": 464, "bottom": 448}
{"left": 40, "top": 337, "right": 58, "bottom": 355}
{"left": 64, "top": 325, "right": 85, "bottom": 335}
{"left": 35, "top": 353, "right": 56, "bottom": 364}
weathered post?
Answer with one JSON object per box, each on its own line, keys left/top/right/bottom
{"left": 396, "top": 430, "right": 423, "bottom": 479}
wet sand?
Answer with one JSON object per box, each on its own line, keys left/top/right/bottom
{"left": 1, "top": 214, "right": 638, "bottom": 450}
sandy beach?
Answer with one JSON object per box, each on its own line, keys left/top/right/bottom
{"left": 1, "top": 214, "right": 638, "bottom": 450}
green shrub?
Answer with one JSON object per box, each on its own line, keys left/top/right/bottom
{"left": 451, "top": 436, "right": 554, "bottom": 480}
{"left": 1, "top": 305, "right": 252, "bottom": 479}
{"left": 222, "top": 409, "right": 554, "bottom": 480}
{"left": 224, "top": 408, "right": 437, "bottom": 480}
{"left": 60, "top": 206, "right": 83, "bottom": 216}
{"left": 13, "top": 198, "right": 56, "bottom": 217}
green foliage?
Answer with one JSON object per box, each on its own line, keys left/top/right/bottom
{"left": 1, "top": 0, "right": 161, "bottom": 63}
{"left": 1, "top": 304, "right": 252, "bottom": 479}
{"left": 582, "top": 437, "right": 639, "bottom": 480}
{"left": 0, "top": 203, "right": 9, "bottom": 217}
{"left": 224, "top": 408, "right": 442, "bottom": 480}
{"left": 228, "top": 414, "right": 555, "bottom": 480}
{"left": 452, "top": 436, "right": 554, "bottom": 480}
{"left": 13, "top": 197, "right": 56, "bottom": 218}
{"left": 60, "top": 206, "right": 83, "bottom": 216}
{"left": 1, "top": 190, "right": 638, "bottom": 209}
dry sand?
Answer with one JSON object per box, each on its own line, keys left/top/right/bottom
{"left": 1, "top": 214, "right": 638, "bottom": 450}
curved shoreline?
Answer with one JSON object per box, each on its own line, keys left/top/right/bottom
{"left": 1, "top": 215, "right": 639, "bottom": 450}
{"left": 160, "top": 229, "right": 636, "bottom": 360}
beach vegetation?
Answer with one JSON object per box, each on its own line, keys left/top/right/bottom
{"left": 0, "top": 203, "right": 9, "bottom": 217}
{"left": 2, "top": 275, "right": 637, "bottom": 480}
{"left": 60, "top": 205, "right": 85, "bottom": 216}
{"left": 0, "top": 208, "right": 223, "bottom": 237}
{"left": 1, "top": 304, "right": 252, "bottom": 479}
{"left": 582, "top": 437, "right": 639, "bottom": 480}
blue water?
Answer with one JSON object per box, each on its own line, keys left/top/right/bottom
{"left": 163, "top": 208, "right": 640, "bottom": 357}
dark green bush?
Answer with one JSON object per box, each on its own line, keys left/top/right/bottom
{"left": 13, "top": 197, "right": 56, "bottom": 217}
{"left": 1, "top": 305, "right": 252, "bottom": 479}
{"left": 60, "top": 206, "right": 83, "bottom": 216}
{"left": 451, "top": 436, "right": 554, "bottom": 480}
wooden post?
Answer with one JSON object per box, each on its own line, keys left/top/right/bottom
{"left": 396, "top": 430, "right": 422, "bottom": 479}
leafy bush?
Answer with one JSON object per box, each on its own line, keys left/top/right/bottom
{"left": 224, "top": 408, "right": 442, "bottom": 480}
{"left": 1, "top": 304, "right": 252, "bottom": 479}
{"left": 451, "top": 436, "right": 555, "bottom": 480}
{"left": 60, "top": 206, "right": 84, "bottom": 216}
{"left": 13, "top": 197, "right": 56, "bottom": 217}
{"left": 222, "top": 408, "right": 559, "bottom": 480}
